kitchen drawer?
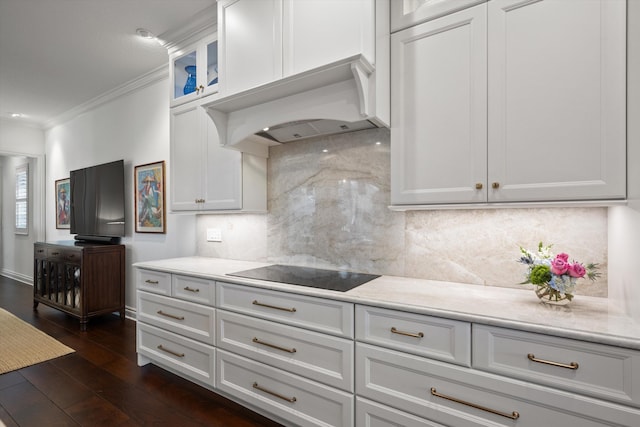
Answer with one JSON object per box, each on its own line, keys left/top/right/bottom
{"left": 137, "top": 268, "right": 171, "bottom": 295}
{"left": 217, "top": 349, "right": 353, "bottom": 427}
{"left": 137, "top": 291, "right": 216, "bottom": 345}
{"left": 356, "top": 397, "right": 445, "bottom": 427}
{"left": 356, "top": 343, "right": 640, "bottom": 427}
{"left": 355, "top": 305, "right": 471, "bottom": 366}
{"left": 217, "top": 282, "right": 354, "bottom": 338}
{"left": 137, "top": 322, "right": 215, "bottom": 387}
{"left": 217, "top": 310, "right": 354, "bottom": 392}
{"left": 172, "top": 274, "right": 215, "bottom": 306}
{"left": 473, "top": 324, "right": 640, "bottom": 408}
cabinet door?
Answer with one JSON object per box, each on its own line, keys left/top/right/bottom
{"left": 391, "top": 0, "right": 486, "bottom": 32}
{"left": 218, "top": 0, "right": 282, "bottom": 95}
{"left": 391, "top": 4, "right": 487, "bottom": 205}
{"left": 487, "top": 0, "right": 626, "bottom": 202}
{"left": 283, "top": 0, "right": 374, "bottom": 76}
{"left": 197, "top": 34, "right": 219, "bottom": 99}
{"left": 170, "top": 103, "right": 203, "bottom": 211}
{"left": 171, "top": 102, "right": 243, "bottom": 211}
{"left": 171, "top": 47, "right": 200, "bottom": 106}
{"left": 201, "top": 112, "right": 243, "bottom": 210}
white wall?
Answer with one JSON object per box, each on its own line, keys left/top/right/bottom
{"left": 0, "top": 119, "right": 45, "bottom": 282}
{"left": 0, "top": 118, "right": 45, "bottom": 156}
{"left": 45, "top": 75, "right": 196, "bottom": 314}
{"left": 608, "top": 0, "right": 640, "bottom": 322}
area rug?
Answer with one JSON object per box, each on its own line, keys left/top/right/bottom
{"left": 0, "top": 308, "right": 74, "bottom": 374}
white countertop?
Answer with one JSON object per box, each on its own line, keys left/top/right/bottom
{"left": 133, "top": 256, "right": 640, "bottom": 350}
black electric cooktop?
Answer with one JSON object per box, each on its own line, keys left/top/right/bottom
{"left": 227, "top": 264, "right": 380, "bottom": 292}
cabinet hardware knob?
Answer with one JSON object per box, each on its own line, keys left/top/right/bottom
{"left": 252, "top": 337, "right": 296, "bottom": 353}
{"left": 430, "top": 387, "right": 519, "bottom": 420}
{"left": 252, "top": 299, "right": 297, "bottom": 312}
{"left": 157, "top": 344, "right": 185, "bottom": 358}
{"left": 51, "top": 252, "right": 60, "bottom": 256}
{"left": 475, "top": 183, "right": 483, "bottom": 190}
{"left": 527, "top": 353, "right": 579, "bottom": 370}
{"left": 157, "top": 310, "right": 185, "bottom": 321}
{"left": 184, "top": 286, "right": 200, "bottom": 293}
{"left": 253, "top": 382, "right": 297, "bottom": 403}
{"left": 145, "top": 279, "right": 159, "bottom": 285}
{"left": 391, "top": 327, "right": 424, "bottom": 339}
{"left": 492, "top": 182, "right": 500, "bottom": 189}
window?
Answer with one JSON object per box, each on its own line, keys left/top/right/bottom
{"left": 15, "top": 163, "right": 28, "bottom": 234}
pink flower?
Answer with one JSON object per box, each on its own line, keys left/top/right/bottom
{"left": 556, "top": 253, "right": 570, "bottom": 262}
{"left": 550, "top": 256, "right": 569, "bottom": 275}
{"left": 568, "top": 262, "right": 586, "bottom": 278}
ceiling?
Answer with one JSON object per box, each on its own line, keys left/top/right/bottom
{"left": 0, "top": 0, "right": 216, "bottom": 128}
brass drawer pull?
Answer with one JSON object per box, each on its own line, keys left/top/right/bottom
{"left": 252, "top": 300, "right": 297, "bottom": 313}
{"left": 157, "top": 310, "right": 185, "bottom": 321}
{"left": 184, "top": 286, "right": 200, "bottom": 293}
{"left": 391, "top": 326, "right": 424, "bottom": 339}
{"left": 252, "top": 382, "right": 297, "bottom": 403}
{"left": 430, "top": 387, "right": 519, "bottom": 420}
{"left": 145, "top": 279, "right": 159, "bottom": 285}
{"left": 527, "top": 353, "right": 579, "bottom": 370}
{"left": 51, "top": 252, "right": 60, "bottom": 256}
{"left": 157, "top": 344, "right": 185, "bottom": 358}
{"left": 252, "top": 337, "right": 297, "bottom": 353}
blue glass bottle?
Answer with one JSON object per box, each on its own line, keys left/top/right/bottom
{"left": 183, "top": 65, "right": 197, "bottom": 95}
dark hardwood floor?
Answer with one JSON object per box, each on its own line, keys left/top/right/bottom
{"left": 0, "top": 276, "right": 283, "bottom": 427}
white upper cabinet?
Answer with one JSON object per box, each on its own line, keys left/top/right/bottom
{"left": 282, "top": 0, "right": 374, "bottom": 76}
{"left": 170, "top": 34, "right": 219, "bottom": 107}
{"left": 487, "top": 0, "right": 626, "bottom": 203}
{"left": 391, "top": 0, "right": 487, "bottom": 32}
{"left": 391, "top": 4, "right": 488, "bottom": 205}
{"left": 170, "top": 100, "right": 266, "bottom": 212}
{"left": 218, "top": 0, "right": 376, "bottom": 97}
{"left": 217, "top": 0, "right": 282, "bottom": 95}
{"left": 391, "top": 0, "right": 627, "bottom": 207}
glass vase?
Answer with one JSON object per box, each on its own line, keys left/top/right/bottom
{"left": 534, "top": 285, "right": 572, "bottom": 306}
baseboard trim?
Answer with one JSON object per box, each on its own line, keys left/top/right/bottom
{"left": 0, "top": 270, "right": 32, "bottom": 285}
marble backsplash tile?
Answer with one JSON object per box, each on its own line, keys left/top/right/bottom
{"left": 197, "top": 128, "right": 608, "bottom": 297}
{"left": 267, "top": 128, "right": 406, "bottom": 275}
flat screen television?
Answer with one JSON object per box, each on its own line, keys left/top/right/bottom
{"left": 70, "top": 160, "right": 125, "bottom": 243}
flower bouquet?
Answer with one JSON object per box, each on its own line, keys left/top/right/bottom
{"left": 518, "top": 242, "right": 599, "bottom": 305}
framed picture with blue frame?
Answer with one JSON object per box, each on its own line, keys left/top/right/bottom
{"left": 134, "top": 161, "right": 166, "bottom": 233}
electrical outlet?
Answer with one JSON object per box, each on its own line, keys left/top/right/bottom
{"left": 206, "top": 228, "right": 222, "bottom": 242}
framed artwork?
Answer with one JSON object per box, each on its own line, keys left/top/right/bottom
{"left": 55, "top": 178, "right": 71, "bottom": 229}
{"left": 134, "top": 161, "right": 166, "bottom": 233}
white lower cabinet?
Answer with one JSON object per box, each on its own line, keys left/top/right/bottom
{"left": 216, "top": 282, "right": 356, "bottom": 426}
{"left": 356, "top": 397, "right": 445, "bottom": 427}
{"left": 137, "top": 322, "right": 215, "bottom": 387}
{"left": 217, "top": 349, "right": 353, "bottom": 427}
{"left": 356, "top": 343, "right": 640, "bottom": 426}
{"left": 136, "top": 267, "right": 640, "bottom": 427}
{"left": 217, "top": 309, "right": 354, "bottom": 392}
{"left": 473, "top": 324, "right": 640, "bottom": 408}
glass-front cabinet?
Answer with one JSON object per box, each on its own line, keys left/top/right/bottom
{"left": 170, "top": 33, "right": 218, "bottom": 106}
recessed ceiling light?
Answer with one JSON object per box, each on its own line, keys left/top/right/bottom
{"left": 262, "top": 127, "right": 270, "bottom": 132}
{"left": 322, "top": 149, "right": 329, "bottom": 153}
{"left": 10, "top": 113, "right": 23, "bottom": 118}
{"left": 136, "top": 28, "right": 155, "bottom": 39}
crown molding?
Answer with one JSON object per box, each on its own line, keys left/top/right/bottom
{"left": 45, "top": 65, "right": 168, "bottom": 130}
{"left": 157, "top": 4, "right": 217, "bottom": 54}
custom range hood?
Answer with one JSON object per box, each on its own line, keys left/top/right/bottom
{"left": 202, "top": 54, "right": 389, "bottom": 157}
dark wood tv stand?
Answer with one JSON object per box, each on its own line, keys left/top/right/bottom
{"left": 33, "top": 241, "right": 125, "bottom": 331}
